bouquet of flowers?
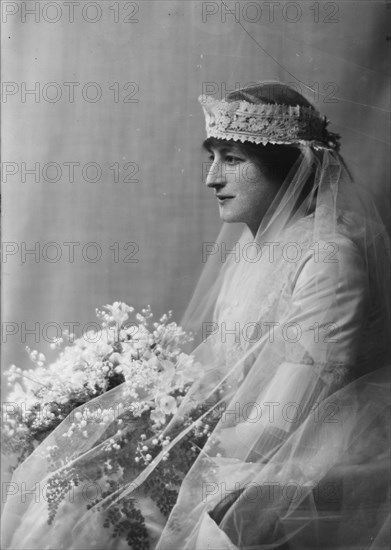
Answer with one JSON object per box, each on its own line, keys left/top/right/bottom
{"left": 2, "top": 302, "right": 224, "bottom": 548}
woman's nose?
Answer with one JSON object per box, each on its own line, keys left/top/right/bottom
{"left": 205, "top": 160, "right": 226, "bottom": 188}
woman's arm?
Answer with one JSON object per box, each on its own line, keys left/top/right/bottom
{"left": 218, "top": 234, "right": 370, "bottom": 461}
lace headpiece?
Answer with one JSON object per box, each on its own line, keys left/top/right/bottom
{"left": 199, "top": 83, "right": 340, "bottom": 151}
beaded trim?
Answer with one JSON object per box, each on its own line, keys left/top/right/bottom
{"left": 199, "top": 95, "right": 340, "bottom": 151}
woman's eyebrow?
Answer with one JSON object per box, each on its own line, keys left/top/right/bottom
{"left": 205, "top": 146, "right": 238, "bottom": 155}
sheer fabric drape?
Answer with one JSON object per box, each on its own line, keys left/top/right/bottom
{"left": 3, "top": 147, "right": 390, "bottom": 549}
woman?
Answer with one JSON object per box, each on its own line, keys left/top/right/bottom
{"left": 3, "top": 82, "right": 390, "bottom": 549}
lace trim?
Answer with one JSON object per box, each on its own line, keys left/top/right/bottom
{"left": 313, "top": 361, "right": 351, "bottom": 388}
{"left": 199, "top": 95, "right": 340, "bottom": 151}
{"left": 284, "top": 337, "right": 351, "bottom": 388}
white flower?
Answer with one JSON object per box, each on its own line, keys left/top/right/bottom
{"left": 104, "top": 302, "right": 134, "bottom": 328}
{"left": 156, "top": 395, "right": 177, "bottom": 416}
{"left": 109, "top": 352, "right": 121, "bottom": 365}
{"left": 150, "top": 409, "right": 166, "bottom": 426}
{"left": 7, "top": 381, "right": 27, "bottom": 402}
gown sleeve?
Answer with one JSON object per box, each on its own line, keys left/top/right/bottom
{"left": 283, "top": 233, "right": 370, "bottom": 383}
{"left": 202, "top": 236, "right": 388, "bottom": 550}
{"left": 220, "top": 233, "right": 371, "bottom": 460}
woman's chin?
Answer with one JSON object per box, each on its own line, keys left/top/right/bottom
{"left": 219, "top": 210, "right": 242, "bottom": 224}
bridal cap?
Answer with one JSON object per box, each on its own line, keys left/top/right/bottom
{"left": 199, "top": 81, "right": 340, "bottom": 150}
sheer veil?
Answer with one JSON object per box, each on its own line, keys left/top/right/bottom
{"left": 2, "top": 86, "right": 390, "bottom": 550}
{"left": 159, "top": 143, "right": 391, "bottom": 549}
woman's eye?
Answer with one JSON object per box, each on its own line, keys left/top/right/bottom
{"left": 225, "top": 155, "right": 242, "bottom": 165}
{"left": 208, "top": 154, "right": 215, "bottom": 162}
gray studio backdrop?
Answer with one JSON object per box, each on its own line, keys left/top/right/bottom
{"left": 2, "top": 0, "right": 390, "bottom": 373}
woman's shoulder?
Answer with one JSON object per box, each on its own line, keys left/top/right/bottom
{"left": 288, "top": 214, "right": 369, "bottom": 293}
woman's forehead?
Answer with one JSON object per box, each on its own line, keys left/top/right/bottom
{"left": 206, "top": 141, "right": 244, "bottom": 155}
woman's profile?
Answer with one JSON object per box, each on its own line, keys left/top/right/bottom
{"left": 2, "top": 81, "right": 390, "bottom": 549}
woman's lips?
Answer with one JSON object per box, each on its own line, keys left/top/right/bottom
{"left": 216, "top": 195, "right": 235, "bottom": 204}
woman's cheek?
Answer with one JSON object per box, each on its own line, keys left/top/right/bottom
{"left": 243, "top": 163, "right": 262, "bottom": 185}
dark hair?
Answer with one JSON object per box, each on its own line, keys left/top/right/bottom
{"left": 226, "top": 83, "right": 315, "bottom": 109}
{"left": 202, "top": 136, "right": 302, "bottom": 185}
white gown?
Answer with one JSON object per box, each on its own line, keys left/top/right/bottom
{"left": 3, "top": 215, "right": 390, "bottom": 550}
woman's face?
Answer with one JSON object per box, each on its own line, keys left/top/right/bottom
{"left": 205, "top": 143, "right": 279, "bottom": 236}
